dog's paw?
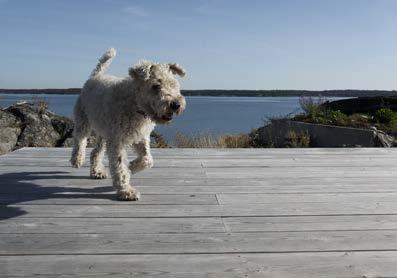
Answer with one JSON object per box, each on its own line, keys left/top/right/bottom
{"left": 117, "top": 189, "right": 140, "bottom": 201}
{"left": 90, "top": 168, "right": 107, "bottom": 179}
{"left": 129, "top": 156, "right": 153, "bottom": 174}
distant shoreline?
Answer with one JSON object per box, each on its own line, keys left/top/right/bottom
{"left": 1, "top": 88, "right": 397, "bottom": 97}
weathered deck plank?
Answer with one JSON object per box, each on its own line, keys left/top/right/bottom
{"left": 2, "top": 252, "right": 397, "bottom": 278}
{"left": 2, "top": 230, "right": 397, "bottom": 255}
{"left": 1, "top": 215, "right": 397, "bottom": 234}
{"left": 1, "top": 147, "right": 397, "bottom": 277}
{"left": 3, "top": 202, "right": 397, "bottom": 218}
{"left": 0, "top": 217, "right": 225, "bottom": 234}
{"left": 0, "top": 193, "right": 218, "bottom": 205}
{"left": 1, "top": 192, "right": 396, "bottom": 205}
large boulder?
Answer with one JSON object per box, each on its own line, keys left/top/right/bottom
{"left": 6, "top": 103, "right": 62, "bottom": 147}
{"left": 51, "top": 114, "right": 74, "bottom": 146}
{"left": 0, "top": 102, "right": 74, "bottom": 153}
{"left": 0, "top": 110, "right": 22, "bottom": 154}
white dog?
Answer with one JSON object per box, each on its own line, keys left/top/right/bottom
{"left": 70, "top": 48, "right": 186, "bottom": 201}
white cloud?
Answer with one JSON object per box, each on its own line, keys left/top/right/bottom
{"left": 122, "top": 5, "right": 147, "bottom": 17}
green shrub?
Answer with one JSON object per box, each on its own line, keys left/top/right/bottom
{"left": 325, "top": 110, "right": 349, "bottom": 125}
{"left": 296, "top": 97, "right": 351, "bottom": 127}
{"left": 374, "top": 108, "right": 397, "bottom": 124}
{"left": 304, "top": 109, "right": 348, "bottom": 126}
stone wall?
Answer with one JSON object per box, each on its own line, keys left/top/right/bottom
{"left": 255, "top": 119, "right": 394, "bottom": 148}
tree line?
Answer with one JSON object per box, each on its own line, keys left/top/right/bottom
{"left": 1, "top": 88, "right": 397, "bottom": 97}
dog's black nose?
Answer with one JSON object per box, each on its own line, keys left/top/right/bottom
{"left": 170, "top": 101, "right": 180, "bottom": 111}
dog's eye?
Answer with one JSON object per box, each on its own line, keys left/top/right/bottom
{"left": 152, "top": 84, "right": 161, "bottom": 91}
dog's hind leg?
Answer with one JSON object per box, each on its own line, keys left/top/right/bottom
{"left": 107, "top": 140, "right": 140, "bottom": 201}
{"left": 129, "top": 139, "right": 153, "bottom": 174}
{"left": 90, "top": 136, "right": 107, "bottom": 179}
{"left": 70, "top": 96, "right": 91, "bottom": 168}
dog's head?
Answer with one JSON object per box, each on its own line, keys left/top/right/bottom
{"left": 129, "top": 61, "right": 186, "bottom": 124}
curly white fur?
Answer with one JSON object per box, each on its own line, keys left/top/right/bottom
{"left": 90, "top": 48, "right": 117, "bottom": 78}
{"left": 70, "top": 48, "right": 186, "bottom": 201}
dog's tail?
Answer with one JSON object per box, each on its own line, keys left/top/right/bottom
{"left": 90, "top": 48, "right": 116, "bottom": 78}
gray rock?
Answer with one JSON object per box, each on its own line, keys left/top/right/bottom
{"left": 1, "top": 102, "right": 75, "bottom": 152}
{"left": 370, "top": 126, "right": 395, "bottom": 147}
{"left": 0, "top": 110, "right": 22, "bottom": 154}
{"left": 51, "top": 114, "right": 74, "bottom": 146}
{"left": 61, "top": 137, "right": 74, "bottom": 148}
{"left": 6, "top": 103, "right": 60, "bottom": 147}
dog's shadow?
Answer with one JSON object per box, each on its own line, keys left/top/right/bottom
{"left": 0, "top": 171, "right": 116, "bottom": 220}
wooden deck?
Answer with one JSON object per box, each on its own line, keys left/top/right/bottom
{"left": 1, "top": 147, "right": 397, "bottom": 277}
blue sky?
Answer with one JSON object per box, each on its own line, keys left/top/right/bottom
{"left": 1, "top": 0, "right": 397, "bottom": 90}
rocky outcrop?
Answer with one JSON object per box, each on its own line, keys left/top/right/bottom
{"left": 322, "top": 97, "right": 397, "bottom": 114}
{"left": 0, "top": 110, "right": 22, "bottom": 154}
{"left": 0, "top": 102, "right": 74, "bottom": 154}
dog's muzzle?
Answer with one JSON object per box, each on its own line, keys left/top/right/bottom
{"left": 149, "top": 97, "right": 185, "bottom": 124}
{"left": 170, "top": 101, "right": 181, "bottom": 112}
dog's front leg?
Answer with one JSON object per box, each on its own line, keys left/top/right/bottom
{"left": 107, "top": 140, "right": 140, "bottom": 201}
{"left": 129, "top": 140, "right": 154, "bottom": 174}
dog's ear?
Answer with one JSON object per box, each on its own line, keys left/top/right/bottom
{"left": 129, "top": 61, "right": 153, "bottom": 80}
{"left": 168, "top": 63, "right": 186, "bottom": 77}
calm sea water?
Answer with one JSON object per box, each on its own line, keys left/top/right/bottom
{"left": 0, "top": 94, "right": 346, "bottom": 141}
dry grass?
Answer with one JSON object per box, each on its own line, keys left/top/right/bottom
{"left": 150, "top": 131, "right": 169, "bottom": 148}
{"left": 174, "top": 132, "right": 252, "bottom": 148}
{"left": 285, "top": 130, "right": 310, "bottom": 148}
{"left": 32, "top": 97, "right": 49, "bottom": 115}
